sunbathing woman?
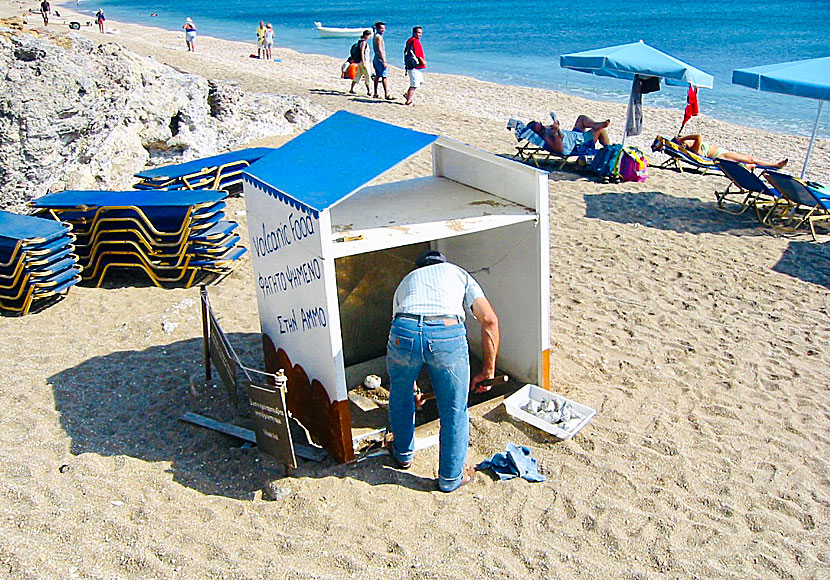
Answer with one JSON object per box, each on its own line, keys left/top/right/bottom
{"left": 674, "top": 134, "right": 787, "bottom": 170}
{"left": 527, "top": 115, "right": 610, "bottom": 156}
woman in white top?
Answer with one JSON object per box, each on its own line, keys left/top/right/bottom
{"left": 264, "top": 23, "right": 274, "bottom": 60}
{"left": 183, "top": 17, "right": 196, "bottom": 52}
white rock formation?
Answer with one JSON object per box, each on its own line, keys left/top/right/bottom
{"left": 0, "top": 27, "right": 327, "bottom": 211}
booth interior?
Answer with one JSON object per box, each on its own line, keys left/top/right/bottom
{"left": 328, "top": 143, "right": 550, "bottom": 440}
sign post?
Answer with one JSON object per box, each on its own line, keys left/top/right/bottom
{"left": 247, "top": 370, "right": 297, "bottom": 469}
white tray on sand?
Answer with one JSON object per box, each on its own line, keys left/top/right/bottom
{"left": 503, "top": 384, "right": 596, "bottom": 439}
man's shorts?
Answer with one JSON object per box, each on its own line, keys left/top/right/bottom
{"left": 561, "top": 130, "right": 594, "bottom": 156}
{"left": 408, "top": 68, "right": 424, "bottom": 88}
{"left": 373, "top": 57, "right": 388, "bottom": 78}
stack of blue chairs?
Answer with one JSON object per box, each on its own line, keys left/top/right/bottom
{"left": 132, "top": 147, "right": 275, "bottom": 191}
{"left": 0, "top": 211, "right": 82, "bottom": 315}
{"left": 30, "top": 190, "right": 246, "bottom": 288}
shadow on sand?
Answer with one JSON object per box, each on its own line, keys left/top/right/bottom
{"left": 583, "top": 191, "right": 764, "bottom": 236}
{"left": 49, "top": 332, "right": 436, "bottom": 498}
{"left": 772, "top": 240, "right": 830, "bottom": 289}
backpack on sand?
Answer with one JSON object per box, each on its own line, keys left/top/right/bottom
{"left": 589, "top": 144, "right": 623, "bottom": 181}
{"left": 589, "top": 145, "right": 648, "bottom": 182}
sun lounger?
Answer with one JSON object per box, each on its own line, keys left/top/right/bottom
{"left": 760, "top": 171, "right": 830, "bottom": 241}
{"left": 0, "top": 211, "right": 81, "bottom": 315}
{"left": 652, "top": 135, "right": 721, "bottom": 174}
{"left": 29, "top": 189, "right": 246, "bottom": 286}
{"left": 507, "top": 119, "right": 597, "bottom": 169}
{"left": 82, "top": 244, "right": 246, "bottom": 288}
{"left": 133, "top": 147, "right": 275, "bottom": 191}
{"left": 713, "top": 159, "right": 781, "bottom": 216}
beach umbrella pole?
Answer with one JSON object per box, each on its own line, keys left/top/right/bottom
{"left": 801, "top": 100, "right": 824, "bottom": 179}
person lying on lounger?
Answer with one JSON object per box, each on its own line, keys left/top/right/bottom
{"left": 672, "top": 134, "right": 788, "bottom": 170}
{"left": 527, "top": 114, "right": 611, "bottom": 156}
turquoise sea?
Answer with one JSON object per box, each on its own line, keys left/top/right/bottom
{"left": 72, "top": 0, "right": 828, "bottom": 137}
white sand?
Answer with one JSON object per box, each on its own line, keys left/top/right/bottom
{"left": 1, "top": 4, "right": 828, "bottom": 579}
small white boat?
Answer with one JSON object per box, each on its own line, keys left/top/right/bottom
{"left": 314, "top": 21, "right": 368, "bottom": 38}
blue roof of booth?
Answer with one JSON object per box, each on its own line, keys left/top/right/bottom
{"left": 244, "top": 111, "right": 438, "bottom": 213}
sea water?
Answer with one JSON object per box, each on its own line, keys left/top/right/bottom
{"left": 72, "top": 0, "right": 829, "bottom": 137}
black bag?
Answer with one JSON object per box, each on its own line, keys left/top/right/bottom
{"left": 349, "top": 41, "right": 362, "bottom": 63}
{"left": 404, "top": 41, "right": 420, "bottom": 70}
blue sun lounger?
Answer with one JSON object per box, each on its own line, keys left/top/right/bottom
{"left": 30, "top": 190, "right": 246, "bottom": 287}
{"left": 761, "top": 172, "right": 830, "bottom": 241}
{"left": 0, "top": 211, "right": 81, "bottom": 315}
{"left": 133, "top": 147, "right": 275, "bottom": 191}
{"left": 713, "top": 159, "right": 781, "bottom": 217}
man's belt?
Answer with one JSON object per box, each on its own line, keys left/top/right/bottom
{"left": 394, "top": 313, "right": 462, "bottom": 324}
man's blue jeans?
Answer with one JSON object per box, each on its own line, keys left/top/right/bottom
{"left": 386, "top": 316, "right": 470, "bottom": 492}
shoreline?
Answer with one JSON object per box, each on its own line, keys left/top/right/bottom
{"left": 53, "top": 2, "right": 829, "bottom": 140}
{"left": 7, "top": 2, "right": 819, "bottom": 180}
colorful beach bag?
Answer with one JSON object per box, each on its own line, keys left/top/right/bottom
{"left": 619, "top": 146, "right": 648, "bottom": 182}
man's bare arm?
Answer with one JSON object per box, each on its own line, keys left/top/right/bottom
{"left": 470, "top": 297, "right": 500, "bottom": 393}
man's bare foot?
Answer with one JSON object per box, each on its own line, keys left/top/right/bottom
{"left": 777, "top": 158, "right": 788, "bottom": 169}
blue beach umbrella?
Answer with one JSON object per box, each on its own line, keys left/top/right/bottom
{"left": 733, "top": 57, "right": 830, "bottom": 178}
{"left": 560, "top": 41, "right": 714, "bottom": 144}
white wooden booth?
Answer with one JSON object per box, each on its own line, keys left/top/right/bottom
{"left": 242, "top": 112, "right": 550, "bottom": 462}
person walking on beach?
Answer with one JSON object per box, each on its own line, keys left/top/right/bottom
{"left": 183, "top": 18, "right": 197, "bottom": 52}
{"left": 349, "top": 29, "right": 373, "bottom": 96}
{"left": 385, "top": 250, "right": 500, "bottom": 492}
{"left": 403, "top": 26, "right": 426, "bottom": 106}
{"left": 372, "top": 22, "right": 392, "bottom": 100}
{"left": 95, "top": 9, "right": 105, "bottom": 33}
{"left": 256, "top": 21, "right": 266, "bottom": 58}
{"left": 39, "top": 0, "right": 50, "bottom": 25}
{"left": 264, "top": 23, "right": 274, "bottom": 61}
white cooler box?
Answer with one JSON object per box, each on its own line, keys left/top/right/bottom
{"left": 503, "top": 384, "right": 596, "bottom": 439}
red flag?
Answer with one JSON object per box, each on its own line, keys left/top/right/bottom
{"left": 683, "top": 85, "right": 699, "bottom": 126}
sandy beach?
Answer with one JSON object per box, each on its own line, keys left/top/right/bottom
{"left": 1, "top": 3, "right": 828, "bottom": 579}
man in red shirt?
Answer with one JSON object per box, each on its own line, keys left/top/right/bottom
{"left": 403, "top": 26, "right": 426, "bottom": 106}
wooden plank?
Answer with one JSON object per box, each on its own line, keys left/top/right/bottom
{"left": 209, "top": 311, "right": 238, "bottom": 403}
{"left": 182, "top": 412, "right": 255, "bottom": 441}
{"left": 180, "top": 412, "right": 328, "bottom": 462}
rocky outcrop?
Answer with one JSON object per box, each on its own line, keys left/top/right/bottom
{"left": 0, "top": 26, "right": 328, "bottom": 211}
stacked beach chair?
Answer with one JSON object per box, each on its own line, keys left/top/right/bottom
{"left": 0, "top": 211, "right": 82, "bottom": 315}
{"left": 30, "top": 190, "right": 246, "bottom": 288}
{"left": 132, "top": 147, "right": 274, "bottom": 191}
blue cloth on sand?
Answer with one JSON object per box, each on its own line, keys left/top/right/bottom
{"left": 475, "top": 443, "right": 546, "bottom": 482}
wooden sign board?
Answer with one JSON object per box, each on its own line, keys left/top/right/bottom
{"left": 209, "top": 310, "right": 238, "bottom": 403}
{"left": 247, "top": 380, "right": 297, "bottom": 469}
